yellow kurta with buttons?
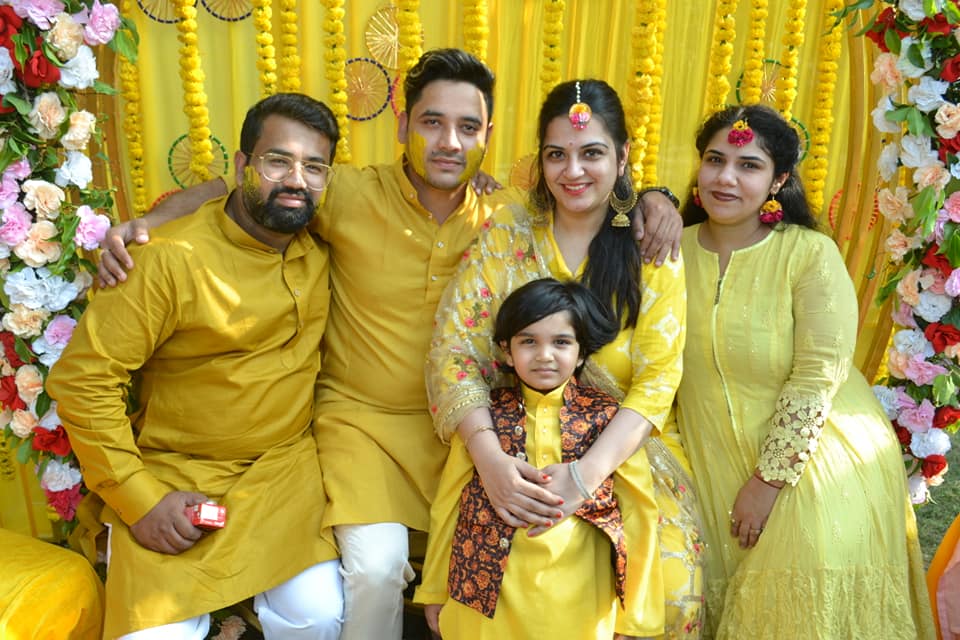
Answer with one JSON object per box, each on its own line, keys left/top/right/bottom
{"left": 47, "top": 197, "right": 336, "bottom": 638}
{"left": 310, "top": 159, "right": 516, "bottom": 533}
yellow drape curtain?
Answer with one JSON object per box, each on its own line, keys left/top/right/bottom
{"left": 4, "top": 0, "right": 894, "bottom": 536}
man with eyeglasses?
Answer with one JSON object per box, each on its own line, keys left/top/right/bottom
{"left": 47, "top": 93, "right": 345, "bottom": 640}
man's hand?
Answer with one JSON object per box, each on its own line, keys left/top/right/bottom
{"left": 424, "top": 604, "right": 443, "bottom": 638}
{"left": 97, "top": 218, "right": 151, "bottom": 288}
{"left": 129, "top": 491, "right": 209, "bottom": 554}
{"left": 470, "top": 170, "right": 503, "bottom": 195}
{"left": 633, "top": 190, "right": 682, "bottom": 266}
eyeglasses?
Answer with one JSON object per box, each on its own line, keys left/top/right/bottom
{"left": 253, "top": 152, "right": 333, "bottom": 191}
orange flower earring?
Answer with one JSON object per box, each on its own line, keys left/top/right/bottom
{"left": 759, "top": 194, "right": 784, "bottom": 224}
{"left": 692, "top": 186, "right": 702, "bottom": 207}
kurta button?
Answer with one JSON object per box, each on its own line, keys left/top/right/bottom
{"left": 437, "top": 241, "right": 444, "bottom": 248}
{"left": 498, "top": 537, "right": 510, "bottom": 550}
{"left": 515, "top": 451, "right": 526, "bottom": 461}
{"left": 513, "top": 425, "right": 523, "bottom": 436}
{"left": 430, "top": 275, "right": 437, "bottom": 281}
{"left": 294, "top": 288, "right": 301, "bottom": 296}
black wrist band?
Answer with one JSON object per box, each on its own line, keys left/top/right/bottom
{"left": 640, "top": 186, "right": 680, "bottom": 209}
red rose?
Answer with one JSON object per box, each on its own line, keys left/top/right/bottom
{"left": 16, "top": 47, "right": 60, "bottom": 89}
{"left": 0, "top": 375, "right": 25, "bottom": 411}
{"left": 44, "top": 484, "right": 83, "bottom": 522}
{"left": 943, "top": 55, "right": 960, "bottom": 82}
{"left": 866, "top": 8, "right": 897, "bottom": 52}
{"left": 921, "top": 14, "right": 953, "bottom": 36}
{"left": 31, "top": 425, "right": 72, "bottom": 457}
{"left": 924, "top": 322, "right": 960, "bottom": 353}
{"left": 893, "top": 421, "right": 912, "bottom": 446}
{"left": 0, "top": 6, "right": 21, "bottom": 47}
{"left": 921, "top": 244, "right": 954, "bottom": 278}
{"left": 939, "top": 134, "right": 960, "bottom": 163}
{"left": 0, "top": 331, "right": 25, "bottom": 368}
{"left": 934, "top": 406, "right": 960, "bottom": 430}
{"left": 921, "top": 454, "right": 948, "bottom": 478}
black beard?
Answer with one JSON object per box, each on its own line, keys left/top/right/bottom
{"left": 244, "top": 185, "right": 316, "bottom": 234}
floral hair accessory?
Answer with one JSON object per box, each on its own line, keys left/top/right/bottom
{"left": 568, "top": 81, "right": 592, "bottom": 130}
{"left": 759, "top": 196, "right": 784, "bottom": 224}
{"left": 728, "top": 118, "right": 754, "bottom": 147}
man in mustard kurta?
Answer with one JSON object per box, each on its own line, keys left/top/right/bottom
{"left": 97, "top": 49, "right": 681, "bottom": 640}
{"left": 47, "top": 94, "right": 344, "bottom": 639}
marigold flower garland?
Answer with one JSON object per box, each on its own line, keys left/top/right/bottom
{"left": 119, "top": 0, "right": 147, "bottom": 216}
{"left": 540, "top": 0, "right": 564, "bottom": 101}
{"left": 626, "top": 0, "right": 657, "bottom": 188}
{"left": 396, "top": 0, "right": 423, "bottom": 112}
{"left": 704, "top": 0, "right": 738, "bottom": 113}
{"left": 463, "top": 0, "right": 488, "bottom": 63}
{"left": 775, "top": 0, "right": 806, "bottom": 120}
{"left": 643, "top": 0, "right": 666, "bottom": 186}
{"left": 278, "top": 0, "right": 300, "bottom": 92}
{"left": 252, "top": 0, "right": 277, "bottom": 96}
{"left": 321, "top": 0, "right": 349, "bottom": 161}
{"left": 806, "top": 0, "right": 842, "bottom": 215}
{"left": 837, "top": 0, "right": 960, "bottom": 504}
{"left": 175, "top": 0, "right": 213, "bottom": 181}
{"left": 740, "top": 0, "right": 768, "bottom": 105}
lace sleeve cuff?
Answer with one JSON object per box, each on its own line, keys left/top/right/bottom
{"left": 756, "top": 392, "right": 828, "bottom": 486}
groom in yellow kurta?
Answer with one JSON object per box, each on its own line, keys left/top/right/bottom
{"left": 47, "top": 94, "right": 344, "bottom": 639}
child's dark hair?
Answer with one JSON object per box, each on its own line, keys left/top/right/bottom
{"left": 529, "top": 79, "right": 641, "bottom": 329}
{"left": 681, "top": 103, "right": 817, "bottom": 228}
{"left": 493, "top": 278, "right": 620, "bottom": 374}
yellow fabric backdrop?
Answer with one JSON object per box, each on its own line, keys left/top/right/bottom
{"left": 4, "top": 1, "right": 896, "bottom": 540}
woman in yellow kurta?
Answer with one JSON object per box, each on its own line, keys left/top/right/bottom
{"left": 417, "top": 80, "right": 703, "bottom": 638}
{"left": 676, "top": 104, "right": 934, "bottom": 639}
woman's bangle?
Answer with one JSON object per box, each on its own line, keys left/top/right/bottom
{"left": 568, "top": 459, "right": 594, "bottom": 500}
{"left": 463, "top": 424, "right": 495, "bottom": 448}
{"left": 753, "top": 469, "right": 783, "bottom": 490}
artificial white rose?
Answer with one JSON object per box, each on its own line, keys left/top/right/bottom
{"left": 872, "top": 385, "right": 900, "bottom": 420}
{"left": 879, "top": 143, "right": 900, "bottom": 182}
{"left": 897, "top": 37, "right": 933, "bottom": 78}
{"left": 893, "top": 328, "right": 934, "bottom": 358}
{"left": 872, "top": 96, "right": 901, "bottom": 134}
{"left": 3, "top": 267, "right": 80, "bottom": 312}
{"left": 54, "top": 151, "right": 93, "bottom": 189}
{"left": 900, "top": 0, "right": 944, "bottom": 20}
{"left": 908, "top": 473, "right": 929, "bottom": 504}
{"left": 40, "top": 459, "right": 82, "bottom": 492}
{"left": 910, "top": 428, "right": 952, "bottom": 459}
{"left": 27, "top": 92, "right": 67, "bottom": 140}
{"left": 58, "top": 45, "right": 99, "bottom": 90}
{"left": 0, "top": 48, "right": 16, "bottom": 95}
{"left": 907, "top": 75, "right": 949, "bottom": 112}
{"left": 900, "top": 134, "right": 938, "bottom": 168}
{"left": 915, "top": 290, "right": 953, "bottom": 323}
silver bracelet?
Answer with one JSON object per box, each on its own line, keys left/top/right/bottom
{"left": 568, "top": 459, "right": 593, "bottom": 500}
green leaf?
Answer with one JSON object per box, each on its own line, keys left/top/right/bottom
{"left": 947, "top": 1, "right": 960, "bottom": 23}
{"left": 13, "top": 335, "right": 34, "bottom": 366}
{"left": 878, "top": 263, "right": 913, "bottom": 304}
{"left": 912, "top": 185, "right": 942, "bottom": 238}
{"left": 35, "top": 392, "right": 51, "bottom": 419}
{"left": 942, "top": 222, "right": 960, "bottom": 266}
{"left": 933, "top": 374, "right": 957, "bottom": 406}
{"left": 907, "top": 42, "right": 926, "bottom": 69}
{"left": 92, "top": 80, "right": 118, "bottom": 96}
{"left": 886, "top": 27, "right": 902, "bottom": 55}
{"left": 15, "top": 437, "right": 33, "bottom": 465}
{"left": 905, "top": 107, "right": 935, "bottom": 136}
{"left": 3, "top": 93, "right": 31, "bottom": 117}
{"left": 109, "top": 17, "right": 140, "bottom": 64}
{"left": 940, "top": 305, "right": 960, "bottom": 329}
{"left": 924, "top": 0, "right": 938, "bottom": 17}
{"left": 885, "top": 106, "right": 912, "bottom": 122}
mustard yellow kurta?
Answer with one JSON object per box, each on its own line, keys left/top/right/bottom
{"left": 422, "top": 202, "right": 704, "bottom": 637}
{"left": 46, "top": 197, "right": 337, "bottom": 638}
{"left": 419, "top": 383, "right": 656, "bottom": 638}
{"left": 310, "top": 159, "right": 515, "bottom": 533}
{"left": 677, "top": 224, "right": 935, "bottom": 640}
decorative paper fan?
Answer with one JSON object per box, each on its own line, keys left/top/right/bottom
{"left": 735, "top": 59, "right": 782, "bottom": 104}
{"left": 791, "top": 117, "right": 810, "bottom": 161}
{"left": 167, "top": 134, "right": 229, "bottom": 189}
{"left": 200, "top": 0, "right": 252, "bottom": 21}
{"left": 509, "top": 154, "right": 537, "bottom": 191}
{"left": 345, "top": 57, "right": 391, "bottom": 121}
{"left": 137, "top": 0, "right": 179, "bottom": 23}
{"left": 365, "top": 5, "right": 400, "bottom": 70}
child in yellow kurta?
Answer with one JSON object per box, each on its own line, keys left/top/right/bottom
{"left": 417, "top": 278, "right": 660, "bottom": 639}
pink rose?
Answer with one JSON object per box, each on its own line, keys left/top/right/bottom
{"left": 945, "top": 192, "right": 960, "bottom": 222}
{"left": 14, "top": 364, "right": 42, "bottom": 405}
{"left": 937, "top": 103, "right": 960, "bottom": 139}
{"left": 42, "top": 314, "right": 76, "bottom": 349}
{"left": 82, "top": 0, "right": 119, "bottom": 46}
{"left": 898, "top": 397, "right": 935, "bottom": 433}
{"left": 871, "top": 53, "right": 903, "bottom": 94}
{"left": 9, "top": 0, "right": 65, "bottom": 29}
{"left": 877, "top": 187, "right": 913, "bottom": 224}
{"left": 21, "top": 179, "right": 65, "bottom": 219}
{"left": 0, "top": 202, "right": 31, "bottom": 247}
{"left": 920, "top": 268, "right": 947, "bottom": 295}
{"left": 946, "top": 268, "right": 960, "bottom": 297}
{"left": 903, "top": 356, "right": 948, "bottom": 386}
{"left": 891, "top": 301, "right": 918, "bottom": 328}
{"left": 0, "top": 176, "right": 19, "bottom": 210}
{"left": 914, "top": 163, "right": 950, "bottom": 193}
{"left": 3, "top": 158, "right": 31, "bottom": 180}
{"left": 74, "top": 204, "right": 110, "bottom": 250}
{"left": 896, "top": 269, "right": 922, "bottom": 307}
{"left": 13, "top": 220, "right": 62, "bottom": 267}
